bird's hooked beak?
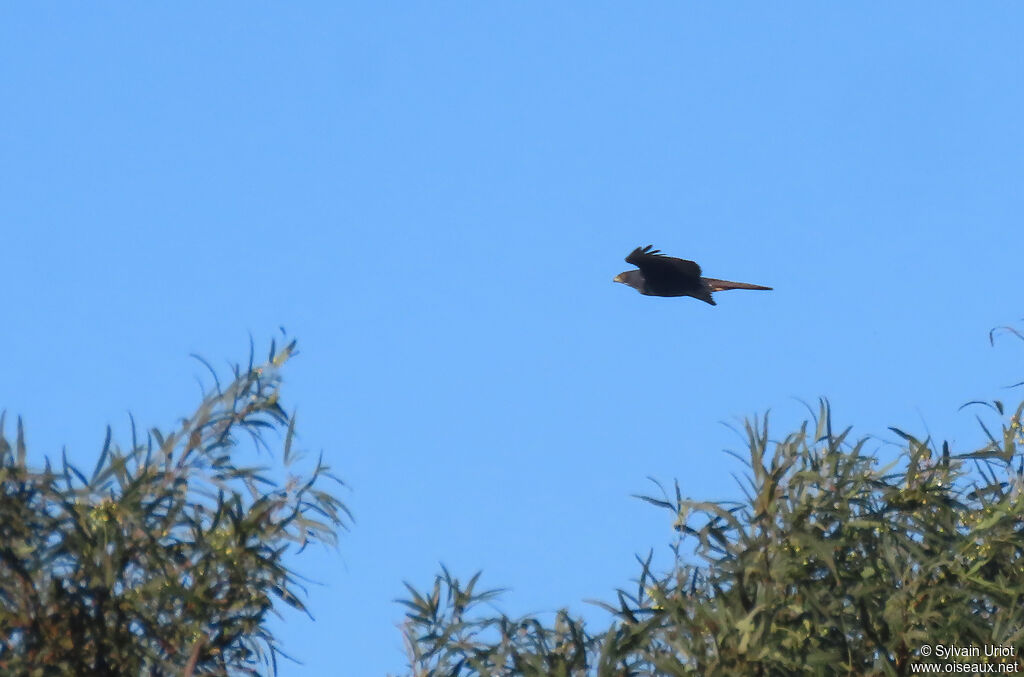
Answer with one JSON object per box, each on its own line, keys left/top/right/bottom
{"left": 613, "top": 273, "right": 624, "bottom": 284}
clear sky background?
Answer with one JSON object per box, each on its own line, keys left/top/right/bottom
{"left": 2, "top": 4, "right": 1022, "bottom": 675}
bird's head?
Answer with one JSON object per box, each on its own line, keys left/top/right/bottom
{"left": 613, "top": 270, "right": 645, "bottom": 292}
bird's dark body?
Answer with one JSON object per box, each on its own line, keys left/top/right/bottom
{"left": 614, "top": 245, "right": 771, "bottom": 305}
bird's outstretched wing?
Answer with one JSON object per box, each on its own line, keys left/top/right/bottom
{"left": 625, "top": 245, "right": 702, "bottom": 280}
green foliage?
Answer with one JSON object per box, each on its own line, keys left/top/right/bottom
{"left": 0, "top": 338, "right": 349, "bottom": 676}
{"left": 399, "top": 396, "right": 1024, "bottom": 676}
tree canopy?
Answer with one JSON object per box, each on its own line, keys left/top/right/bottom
{"left": 4, "top": 333, "right": 1024, "bottom": 675}
{"left": 0, "top": 338, "right": 349, "bottom": 676}
{"left": 399, "top": 378, "right": 1024, "bottom": 674}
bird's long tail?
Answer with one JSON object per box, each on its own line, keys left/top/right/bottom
{"left": 702, "top": 277, "right": 772, "bottom": 292}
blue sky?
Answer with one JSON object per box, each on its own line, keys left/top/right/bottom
{"left": 2, "top": 3, "right": 1022, "bottom": 675}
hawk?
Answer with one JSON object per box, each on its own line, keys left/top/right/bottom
{"left": 614, "top": 245, "right": 771, "bottom": 305}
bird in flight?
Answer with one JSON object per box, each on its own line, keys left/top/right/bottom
{"left": 614, "top": 245, "right": 772, "bottom": 305}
